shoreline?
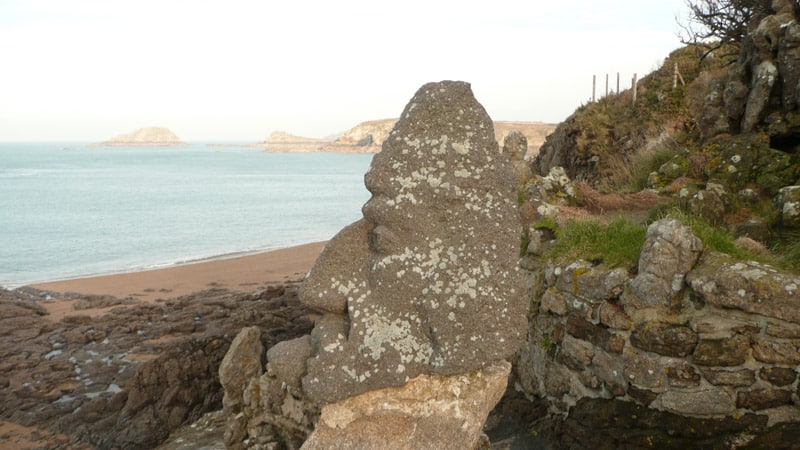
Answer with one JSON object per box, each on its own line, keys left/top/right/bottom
{"left": 9, "top": 244, "right": 318, "bottom": 289}
{"left": 25, "top": 241, "right": 326, "bottom": 304}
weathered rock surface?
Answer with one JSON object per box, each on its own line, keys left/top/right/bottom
{"left": 524, "top": 166, "right": 580, "bottom": 207}
{"left": 218, "top": 327, "right": 265, "bottom": 447}
{"left": 301, "top": 360, "right": 510, "bottom": 450}
{"left": 99, "top": 126, "right": 186, "bottom": 146}
{"left": 776, "top": 185, "right": 800, "bottom": 227}
{"left": 628, "top": 219, "right": 703, "bottom": 308}
{"left": 298, "top": 80, "right": 526, "bottom": 403}
{"left": 696, "top": 1, "right": 800, "bottom": 140}
{"left": 700, "top": 134, "right": 798, "bottom": 198}
{"left": 0, "top": 285, "right": 312, "bottom": 449}
{"left": 687, "top": 252, "right": 800, "bottom": 323}
{"left": 224, "top": 81, "right": 526, "bottom": 449}
{"left": 502, "top": 130, "right": 532, "bottom": 185}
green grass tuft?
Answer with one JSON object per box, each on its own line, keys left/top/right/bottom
{"left": 775, "top": 238, "right": 800, "bottom": 272}
{"left": 663, "top": 207, "right": 768, "bottom": 262}
{"left": 545, "top": 217, "right": 647, "bottom": 268}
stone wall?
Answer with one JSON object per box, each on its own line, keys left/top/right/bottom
{"left": 517, "top": 219, "right": 800, "bottom": 446}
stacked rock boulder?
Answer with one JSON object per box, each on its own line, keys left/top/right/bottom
{"left": 220, "top": 81, "right": 527, "bottom": 449}
{"left": 502, "top": 130, "right": 532, "bottom": 185}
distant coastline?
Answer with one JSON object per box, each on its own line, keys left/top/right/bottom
{"left": 92, "top": 126, "right": 187, "bottom": 147}
{"left": 254, "top": 119, "right": 556, "bottom": 156}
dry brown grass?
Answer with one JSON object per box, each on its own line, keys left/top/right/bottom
{"left": 577, "top": 182, "right": 667, "bottom": 216}
{"left": 733, "top": 236, "right": 769, "bottom": 255}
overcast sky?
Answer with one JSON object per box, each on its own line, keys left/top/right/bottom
{"left": 0, "top": 0, "right": 689, "bottom": 142}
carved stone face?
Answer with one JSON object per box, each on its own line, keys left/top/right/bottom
{"left": 295, "top": 81, "right": 528, "bottom": 404}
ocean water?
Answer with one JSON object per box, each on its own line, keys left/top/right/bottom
{"left": 0, "top": 143, "right": 373, "bottom": 287}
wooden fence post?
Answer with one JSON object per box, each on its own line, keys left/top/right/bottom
{"left": 592, "top": 75, "right": 596, "bottom": 102}
{"left": 673, "top": 63, "right": 678, "bottom": 89}
{"left": 605, "top": 73, "right": 609, "bottom": 96}
{"left": 632, "top": 73, "right": 638, "bottom": 105}
{"left": 673, "top": 63, "right": 685, "bottom": 89}
{"left": 617, "top": 72, "right": 620, "bottom": 94}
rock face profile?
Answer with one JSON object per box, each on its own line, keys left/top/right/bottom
{"left": 221, "top": 80, "right": 527, "bottom": 449}
{"left": 99, "top": 127, "right": 186, "bottom": 146}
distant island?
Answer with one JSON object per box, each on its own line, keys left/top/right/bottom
{"left": 255, "top": 119, "right": 556, "bottom": 157}
{"left": 95, "top": 127, "right": 187, "bottom": 146}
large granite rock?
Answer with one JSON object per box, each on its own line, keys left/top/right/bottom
{"left": 301, "top": 361, "right": 511, "bottom": 450}
{"left": 299, "top": 80, "right": 526, "bottom": 404}
{"left": 225, "top": 81, "right": 526, "bottom": 448}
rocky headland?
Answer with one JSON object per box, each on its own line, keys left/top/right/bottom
{"left": 96, "top": 127, "right": 187, "bottom": 147}
{"left": 256, "top": 119, "right": 555, "bottom": 157}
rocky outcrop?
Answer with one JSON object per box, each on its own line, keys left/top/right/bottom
{"left": 333, "top": 119, "right": 397, "bottom": 148}
{"left": 0, "top": 285, "right": 312, "bottom": 449}
{"left": 696, "top": 0, "right": 800, "bottom": 146}
{"left": 99, "top": 127, "right": 186, "bottom": 146}
{"left": 223, "top": 81, "right": 526, "bottom": 448}
{"left": 517, "top": 218, "right": 800, "bottom": 448}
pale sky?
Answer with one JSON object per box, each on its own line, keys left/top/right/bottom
{"left": 0, "top": 0, "right": 689, "bottom": 142}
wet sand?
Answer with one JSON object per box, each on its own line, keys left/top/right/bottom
{"left": 28, "top": 242, "right": 326, "bottom": 305}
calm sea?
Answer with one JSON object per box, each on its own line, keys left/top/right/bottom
{"left": 0, "top": 143, "right": 373, "bottom": 287}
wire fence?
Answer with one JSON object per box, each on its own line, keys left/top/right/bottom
{"left": 591, "top": 63, "right": 684, "bottom": 106}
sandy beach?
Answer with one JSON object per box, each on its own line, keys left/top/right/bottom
{"left": 28, "top": 241, "right": 326, "bottom": 304}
